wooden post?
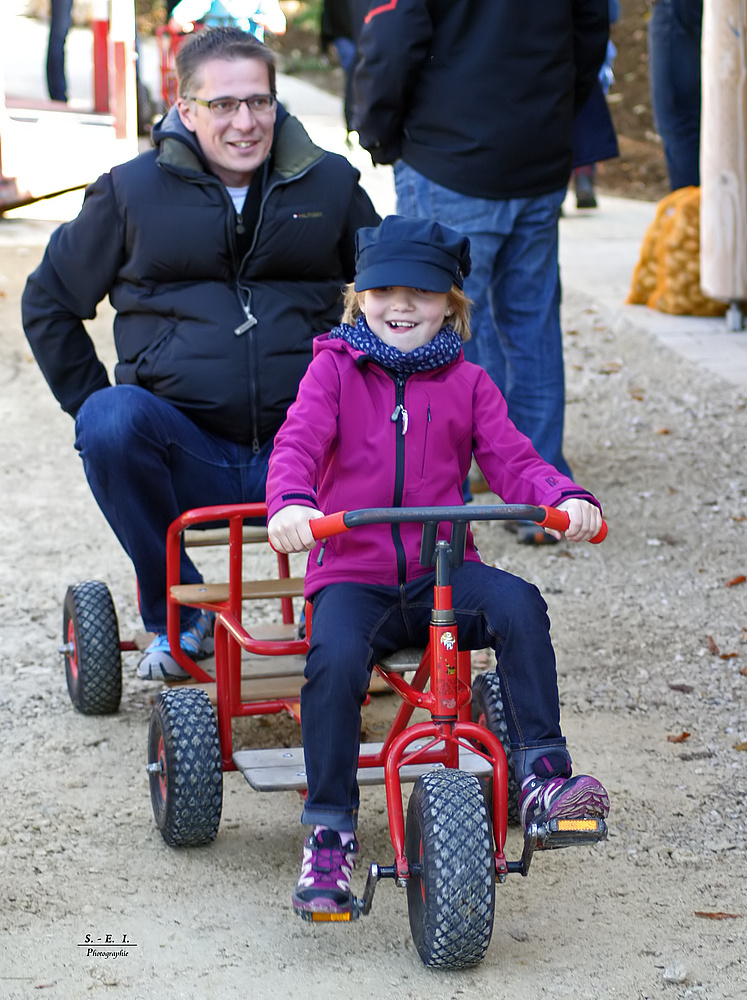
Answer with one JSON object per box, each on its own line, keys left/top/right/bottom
{"left": 700, "top": 0, "right": 747, "bottom": 326}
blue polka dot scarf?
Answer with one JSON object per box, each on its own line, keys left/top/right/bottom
{"left": 330, "top": 315, "right": 462, "bottom": 376}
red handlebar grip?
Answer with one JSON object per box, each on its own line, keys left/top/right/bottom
{"left": 538, "top": 506, "right": 608, "bottom": 544}
{"left": 310, "top": 511, "right": 349, "bottom": 540}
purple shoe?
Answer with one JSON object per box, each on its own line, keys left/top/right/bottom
{"left": 519, "top": 774, "right": 609, "bottom": 832}
{"left": 292, "top": 828, "right": 358, "bottom": 916}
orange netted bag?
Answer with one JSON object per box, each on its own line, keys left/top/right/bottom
{"left": 648, "top": 187, "right": 727, "bottom": 316}
{"left": 627, "top": 187, "right": 727, "bottom": 316}
{"left": 626, "top": 189, "right": 691, "bottom": 306}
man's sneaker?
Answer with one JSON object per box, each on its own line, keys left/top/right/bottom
{"left": 137, "top": 611, "right": 213, "bottom": 680}
{"left": 292, "top": 828, "right": 358, "bottom": 916}
{"left": 519, "top": 774, "right": 609, "bottom": 833}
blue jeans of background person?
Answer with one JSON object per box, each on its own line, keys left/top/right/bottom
{"left": 46, "top": 0, "right": 73, "bottom": 102}
{"left": 648, "top": 0, "right": 703, "bottom": 190}
{"left": 394, "top": 162, "right": 571, "bottom": 477}
{"left": 74, "top": 386, "right": 272, "bottom": 633}
{"left": 300, "top": 562, "right": 568, "bottom": 830}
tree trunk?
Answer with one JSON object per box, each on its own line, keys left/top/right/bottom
{"left": 700, "top": 0, "right": 747, "bottom": 302}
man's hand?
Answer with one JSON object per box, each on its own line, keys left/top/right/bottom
{"left": 549, "top": 499, "right": 603, "bottom": 543}
{"left": 268, "top": 505, "right": 324, "bottom": 553}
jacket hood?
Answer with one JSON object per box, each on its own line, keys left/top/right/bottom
{"left": 151, "top": 102, "right": 324, "bottom": 180}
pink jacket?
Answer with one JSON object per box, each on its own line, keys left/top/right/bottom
{"left": 266, "top": 335, "right": 599, "bottom": 597}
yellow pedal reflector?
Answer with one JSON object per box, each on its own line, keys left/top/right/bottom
{"left": 555, "top": 819, "right": 600, "bottom": 832}
{"left": 311, "top": 911, "right": 352, "bottom": 922}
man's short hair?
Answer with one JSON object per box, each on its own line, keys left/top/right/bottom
{"left": 176, "top": 26, "right": 277, "bottom": 99}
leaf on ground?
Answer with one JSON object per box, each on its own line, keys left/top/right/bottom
{"left": 707, "top": 636, "right": 720, "bottom": 655}
{"left": 629, "top": 388, "right": 645, "bottom": 400}
{"left": 719, "top": 652, "right": 738, "bottom": 660}
{"left": 668, "top": 683, "right": 693, "bottom": 693}
{"left": 734, "top": 742, "right": 747, "bottom": 751}
{"left": 599, "top": 361, "right": 622, "bottom": 374}
{"left": 740, "top": 666, "right": 747, "bottom": 677}
{"left": 726, "top": 575, "right": 746, "bottom": 587}
{"left": 694, "top": 911, "right": 745, "bottom": 920}
{"left": 667, "top": 731, "right": 691, "bottom": 743}
{"left": 654, "top": 427, "right": 671, "bottom": 435}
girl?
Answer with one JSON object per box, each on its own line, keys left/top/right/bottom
{"left": 266, "top": 216, "right": 609, "bottom": 917}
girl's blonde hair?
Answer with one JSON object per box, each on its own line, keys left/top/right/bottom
{"left": 342, "top": 284, "right": 472, "bottom": 342}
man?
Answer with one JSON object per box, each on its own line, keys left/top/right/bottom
{"left": 22, "top": 27, "right": 379, "bottom": 679}
{"left": 352, "top": 0, "right": 609, "bottom": 536}
{"left": 47, "top": 0, "right": 73, "bottom": 102}
{"left": 648, "top": 0, "right": 702, "bottom": 190}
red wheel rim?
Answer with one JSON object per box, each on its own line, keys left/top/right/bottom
{"left": 418, "top": 835, "right": 425, "bottom": 903}
{"left": 157, "top": 735, "right": 167, "bottom": 800}
{"left": 67, "top": 619, "right": 78, "bottom": 681}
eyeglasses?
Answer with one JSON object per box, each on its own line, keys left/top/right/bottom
{"left": 190, "top": 94, "right": 277, "bottom": 117}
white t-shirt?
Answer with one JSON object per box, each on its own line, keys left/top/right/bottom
{"left": 225, "top": 185, "right": 250, "bottom": 214}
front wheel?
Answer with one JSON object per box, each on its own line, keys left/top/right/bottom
{"left": 405, "top": 769, "right": 495, "bottom": 969}
{"left": 62, "top": 581, "right": 122, "bottom": 715}
{"left": 148, "top": 688, "right": 223, "bottom": 847}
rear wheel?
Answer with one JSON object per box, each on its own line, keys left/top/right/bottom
{"left": 471, "top": 670, "right": 520, "bottom": 823}
{"left": 148, "top": 688, "right": 223, "bottom": 847}
{"left": 62, "top": 581, "right": 121, "bottom": 715}
{"left": 405, "top": 769, "right": 495, "bottom": 969}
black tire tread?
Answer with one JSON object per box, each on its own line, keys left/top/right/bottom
{"left": 406, "top": 769, "right": 495, "bottom": 969}
{"left": 471, "top": 670, "right": 521, "bottom": 823}
{"left": 148, "top": 688, "right": 223, "bottom": 847}
{"left": 63, "top": 580, "right": 121, "bottom": 715}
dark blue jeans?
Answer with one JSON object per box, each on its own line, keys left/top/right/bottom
{"left": 46, "top": 0, "right": 73, "bottom": 102}
{"left": 74, "top": 386, "right": 272, "bottom": 633}
{"left": 300, "top": 562, "right": 568, "bottom": 831}
{"left": 648, "top": 0, "right": 703, "bottom": 190}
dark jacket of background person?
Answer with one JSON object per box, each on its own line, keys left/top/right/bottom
{"left": 352, "top": 0, "right": 610, "bottom": 200}
{"left": 22, "top": 104, "right": 378, "bottom": 449}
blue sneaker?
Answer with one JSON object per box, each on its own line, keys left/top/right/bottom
{"left": 519, "top": 774, "right": 609, "bottom": 832}
{"left": 137, "top": 611, "right": 213, "bottom": 680}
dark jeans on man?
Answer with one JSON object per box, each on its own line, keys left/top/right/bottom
{"left": 47, "top": 0, "right": 73, "bottom": 102}
{"left": 74, "top": 386, "right": 272, "bottom": 633}
{"left": 299, "top": 562, "right": 569, "bottom": 831}
{"left": 648, "top": 0, "right": 703, "bottom": 190}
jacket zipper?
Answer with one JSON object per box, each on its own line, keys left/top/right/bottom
{"left": 390, "top": 375, "right": 409, "bottom": 583}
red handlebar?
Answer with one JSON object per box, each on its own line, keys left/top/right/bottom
{"left": 538, "top": 506, "right": 608, "bottom": 544}
{"left": 310, "top": 510, "right": 350, "bottom": 540}
{"left": 309, "top": 506, "right": 607, "bottom": 544}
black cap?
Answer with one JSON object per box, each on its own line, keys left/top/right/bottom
{"left": 354, "top": 215, "right": 471, "bottom": 293}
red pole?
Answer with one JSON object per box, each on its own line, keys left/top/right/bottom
{"left": 91, "top": 1, "right": 110, "bottom": 112}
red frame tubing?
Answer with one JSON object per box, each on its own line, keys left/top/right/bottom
{"left": 382, "top": 721, "right": 509, "bottom": 879}
{"left": 165, "top": 502, "right": 310, "bottom": 767}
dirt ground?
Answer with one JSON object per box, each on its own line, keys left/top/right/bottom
{"left": 1, "top": 200, "right": 746, "bottom": 998}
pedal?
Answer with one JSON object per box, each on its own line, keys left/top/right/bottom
{"left": 298, "top": 908, "right": 358, "bottom": 923}
{"left": 510, "top": 818, "right": 608, "bottom": 876}
{"left": 533, "top": 816, "right": 607, "bottom": 850}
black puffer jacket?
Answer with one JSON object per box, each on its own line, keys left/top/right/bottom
{"left": 352, "top": 0, "right": 610, "bottom": 200}
{"left": 22, "top": 105, "right": 379, "bottom": 448}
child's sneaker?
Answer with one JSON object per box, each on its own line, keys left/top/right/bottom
{"left": 292, "top": 828, "right": 358, "bottom": 916}
{"left": 137, "top": 611, "right": 213, "bottom": 680}
{"left": 519, "top": 774, "right": 609, "bottom": 832}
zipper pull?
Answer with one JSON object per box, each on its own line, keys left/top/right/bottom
{"left": 236, "top": 213, "right": 245, "bottom": 235}
{"left": 234, "top": 313, "right": 257, "bottom": 336}
{"left": 390, "top": 404, "right": 409, "bottom": 434}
